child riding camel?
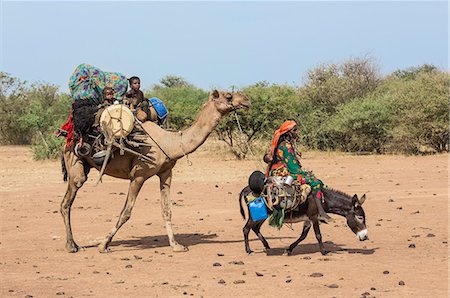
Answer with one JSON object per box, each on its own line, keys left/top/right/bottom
{"left": 124, "top": 76, "right": 150, "bottom": 122}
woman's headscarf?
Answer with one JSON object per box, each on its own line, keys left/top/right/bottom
{"left": 269, "top": 120, "right": 297, "bottom": 158}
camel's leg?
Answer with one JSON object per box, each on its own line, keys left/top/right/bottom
{"left": 285, "top": 221, "right": 312, "bottom": 256}
{"left": 159, "top": 169, "right": 188, "bottom": 252}
{"left": 60, "top": 155, "right": 89, "bottom": 253}
{"left": 252, "top": 220, "right": 270, "bottom": 251}
{"left": 98, "top": 177, "right": 145, "bottom": 253}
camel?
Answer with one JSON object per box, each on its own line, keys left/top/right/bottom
{"left": 61, "top": 90, "right": 250, "bottom": 253}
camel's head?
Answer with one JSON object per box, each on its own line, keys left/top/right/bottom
{"left": 209, "top": 90, "right": 250, "bottom": 115}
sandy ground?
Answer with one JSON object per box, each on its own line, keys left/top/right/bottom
{"left": 0, "top": 144, "right": 448, "bottom": 297}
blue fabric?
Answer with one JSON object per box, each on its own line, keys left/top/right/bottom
{"left": 149, "top": 97, "right": 169, "bottom": 123}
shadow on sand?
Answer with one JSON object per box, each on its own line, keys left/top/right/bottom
{"left": 265, "top": 241, "right": 378, "bottom": 256}
{"left": 90, "top": 233, "right": 378, "bottom": 256}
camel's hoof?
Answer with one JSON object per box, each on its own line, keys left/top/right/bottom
{"left": 98, "top": 243, "right": 111, "bottom": 253}
{"left": 66, "top": 242, "right": 79, "bottom": 253}
{"left": 172, "top": 244, "right": 188, "bottom": 252}
{"left": 246, "top": 250, "right": 254, "bottom": 256}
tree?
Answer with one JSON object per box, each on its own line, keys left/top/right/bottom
{"left": 300, "top": 56, "right": 380, "bottom": 114}
{"left": 215, "top": 83, "right": 300, "bottom": 158}
{"left": 147, "top": 77, "right": 207, "bottom": 130}
{"left": 156, "top": 75, "right": 192, "bottom": 89}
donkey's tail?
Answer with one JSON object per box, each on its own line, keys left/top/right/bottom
{"left": 61, "top": 154, "right": 68, "bottom": 182}
{"left": 239, "top": 186, "right": 252, "bottom": 219}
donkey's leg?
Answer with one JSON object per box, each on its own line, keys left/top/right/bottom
{"left": 98, "top": 177, "right": 145, "bottom": 253}
{"left": 243, "top": 218, "right": 255, "bottom": 254}
{"left": 285, "top": 221, "right": 312, "bottom": 256}
{"left": 312, "top": 219, "right": 329, "bottom": 255}
{"left": 60, "top": 155, "right": 89, "bottom": 253}
{"left": 252, "top": 220, "right": 270, "bottom": 251}
{"left": 159, "top": 169, "right": 187, "bottom": 252}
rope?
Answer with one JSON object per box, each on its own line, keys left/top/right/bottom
{"left": 179, "top": 131, "right": 193, "bottom": 166}
{"left": 134, "top": 119, "right": 172, "bottom": 161}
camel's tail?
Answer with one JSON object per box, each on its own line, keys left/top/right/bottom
{"left": 61, "top": 154, "right": 67, "bottom": 182}
{"left": 239, "top": 186, "right": 252, "bottom": 219}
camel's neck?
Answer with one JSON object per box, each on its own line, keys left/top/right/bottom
{"left": 170, "top": 101, "right": 222, "bottom": 160}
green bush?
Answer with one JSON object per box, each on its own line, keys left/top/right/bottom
{"left": 300, "top": 57, "right": 380, "bottom": 114}
{"left": 0, "top": 72, "right": 71, "bottom": 159}
{"left": 1, "top": 62, "right": 448, "bottom": 160}
{"left": 324, "top": 96, "right": 392, "bottom": 153}
{"left": 146, "top": 76, "right": 208, "bottom": 130}
{"left": 32, "top": 132, "right": 65, "bottom": 160}
{"left": 215, "top": 82, "right": 300, "bottom": 158}
{"left": 379, "top": 69, "right": 449, "bottom": 153}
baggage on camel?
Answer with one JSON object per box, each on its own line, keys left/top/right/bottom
{"left": 68, "top": 63, "right": 128, "bottom": 105}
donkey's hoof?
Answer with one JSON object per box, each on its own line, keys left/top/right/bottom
{"left": 283, "top": 249, "right": 293, "bottom": 256}
{"left": 66, "top": 242, "right": 79, "bottom": 253}
{"left": 172, "top": 244, "right": 188, "bottom": 252}
{"left": 321, "top": 250, "right": 330, "bottom": 256}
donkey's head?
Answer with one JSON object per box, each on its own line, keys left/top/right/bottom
{"left": 345, "top": 194, "right": 368, "bottom": 241}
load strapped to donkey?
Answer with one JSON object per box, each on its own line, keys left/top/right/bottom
{"left": 62, "top": 63, "right": 168, "bottom": 184}
{"left": 245, "top": 170, "right": 311, "bottom": 228}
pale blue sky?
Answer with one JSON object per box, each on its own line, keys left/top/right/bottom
{"left": 1, "top": 1, "right": 448, "bottom": 92}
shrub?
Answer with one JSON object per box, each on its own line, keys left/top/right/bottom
{"left": 216, "top": 82, "right": 300, "bottom": 158}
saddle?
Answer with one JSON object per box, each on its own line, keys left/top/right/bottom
{"left": 262, "top": 176, "right": 311, "bottom": 212}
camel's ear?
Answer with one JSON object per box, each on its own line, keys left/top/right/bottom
{"left": 211, "top": 89, "right": 220, "bottom": 99}
{"left": 359, "top": 194, "right": 366, "bottom": 205}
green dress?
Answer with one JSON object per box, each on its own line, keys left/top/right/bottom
{"left": 269, "top": 140, "right": 324, "bottom": 199}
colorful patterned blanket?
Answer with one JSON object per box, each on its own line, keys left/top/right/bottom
{"left": 68, "top": 63, "right": 128, "bottom": 105}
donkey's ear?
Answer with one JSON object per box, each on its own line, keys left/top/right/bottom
{"left": 211, "top": 89, "right": 220, "bottom": 99}
{"left": 359, "top": 194, "right": 366, "bottom": 205}
{"left": 352, "top": 194, "right": 358, "bottom": 206}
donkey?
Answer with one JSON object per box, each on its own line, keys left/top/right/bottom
{"left": 239, "top": 186, "right": 368, "bottom": 255}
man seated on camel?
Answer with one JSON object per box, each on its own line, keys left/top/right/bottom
{"left": 264, "top": 120, "right": 333, "bottom": 223}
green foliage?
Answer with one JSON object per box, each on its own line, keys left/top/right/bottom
{"left": 147, "top": 77, "right": 208, "bottom": 130}
{"left": 0, "top": 72, "right": 71, "bottom": 159}
{"left": 1, "top": 60, "right": 448, "bottom": 160}
{"left": 300, "top": 57, "right": 380, "bottom": 114}
{"left": 0, "top": 73, "right": 33, "bottom": 144}
{"left": 376, "top": 69, "right": 449, "bottom": 153}
{"left": 216, "top": 83, "right": 300, "bottom": 158}
{"left": 32, "top": 132, "right": 65, "bottom": 160}
{"left": 323, "top": 96, "right": 393, "bottom": 153}
{"left": 157, "top": 75, "right": 192, "bottom": 88}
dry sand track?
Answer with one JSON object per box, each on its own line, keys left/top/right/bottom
{"left": 0, "top": 145, "right": 448, "bottom": 297}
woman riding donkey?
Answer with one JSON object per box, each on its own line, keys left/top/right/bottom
{"left": 264, "top": 120, "right": 333, "bottom": 223}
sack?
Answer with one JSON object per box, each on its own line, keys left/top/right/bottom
{"left": 136, "top": 109, "right": 148, "bottom": 122}
{"left": 68, "top": 63, "right": 128, "bottom": 105}
{"left": 148, "top": 97, "right": 168, "bottom": 124}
